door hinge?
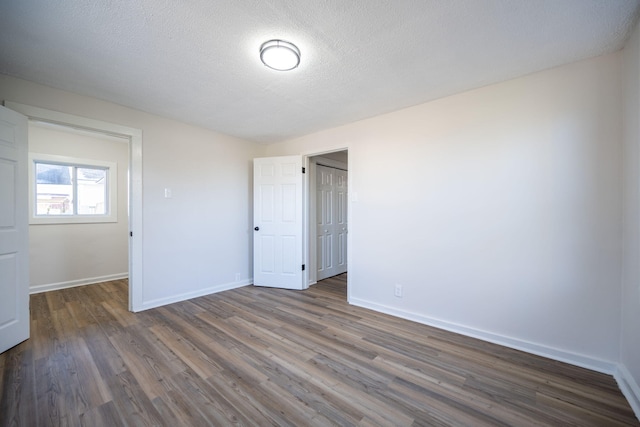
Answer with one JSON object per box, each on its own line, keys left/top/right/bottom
{"left": 130, "top": 231, "right": 133, "bottom": 237}
{"left": 302, "top": 167, "right": 305, "bottom": 174}
{"left": 302, "top": 264, "right": 305, "bottom": 271}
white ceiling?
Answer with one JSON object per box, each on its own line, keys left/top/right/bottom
{"left": 1, "top": 1, "right": 639, "bottom": 143}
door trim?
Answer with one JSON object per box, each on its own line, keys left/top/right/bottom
{"left": 4, "top": 102, "right": 144, "bottom": 312}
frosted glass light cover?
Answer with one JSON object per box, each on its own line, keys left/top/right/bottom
{"left": 260, "top": 40, "right": 300, "bottom": 71}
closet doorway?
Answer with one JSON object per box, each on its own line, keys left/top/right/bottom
{"left": 309, "top": 150, "right": 348, "bottom": 284}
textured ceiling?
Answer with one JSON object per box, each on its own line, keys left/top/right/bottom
{"left": 1, "top": 1, "right": 639, "bottom": 143}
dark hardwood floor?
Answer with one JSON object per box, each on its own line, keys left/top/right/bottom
{"left": 1, "top": 274, "right": 637, "bottom": 426}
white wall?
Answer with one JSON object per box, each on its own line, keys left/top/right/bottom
{"left": 0, "top": 75, "right": 265, "bottom": 309}
{"left": 28, "top": 122, "right": 129, "bottom": 291}
{"left": 621, "top": 18, "right": 640, "bottom": 417}
{"left": 266, "top": 53, "right": 624, "bottom": 370}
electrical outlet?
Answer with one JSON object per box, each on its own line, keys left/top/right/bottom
{"left": 235, "top": 273, "right": 241, "bottom": 282}
{"left": 394, "top": 284, "right": 403, "bottom": 298}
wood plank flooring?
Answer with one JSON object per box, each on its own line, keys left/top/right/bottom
{"left": 1, "top": 274, "right": 637, "bottom": 426}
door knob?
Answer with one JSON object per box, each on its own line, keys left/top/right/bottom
{"left": 254, "top": 227, "right": 259, "bottom": 231}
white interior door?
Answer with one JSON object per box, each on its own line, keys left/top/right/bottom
{"left": 316, "top": 165, "right": 335, "bottom": 280}
{"left": 0, "top": 105, "right": 29, "bottom": 353}
{"left": 335, "top": 168, "right": 348, "bottom": 275}
{"left": 317, "top": 165, "right": 348, "bottom": 280}
{"left": 253, "top": 156, "right": 305, "bottom": 290}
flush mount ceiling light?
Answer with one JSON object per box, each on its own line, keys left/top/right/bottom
{"left": 260, "top": 39, "right": 300, "bottom": 71}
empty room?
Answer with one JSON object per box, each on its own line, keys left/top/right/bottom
{"left": 1, "top": 1, "right": 640, "bottom": 425}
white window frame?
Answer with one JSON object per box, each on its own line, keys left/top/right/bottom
{"left": 29, "top": 152, "right": 118, "bottom": 224}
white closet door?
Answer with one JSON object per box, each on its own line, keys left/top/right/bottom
{"left": 335, "top": 168, "right": 348, "bottom": 275}
{"left": 317, "top": 165, "right": 347, "bottom": 280}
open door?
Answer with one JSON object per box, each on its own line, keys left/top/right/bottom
{"left": 0, "top": 105, "right": 29, "bottom": 353}
{"left": 253, "top": 156, "right": 305, "bottom": 290}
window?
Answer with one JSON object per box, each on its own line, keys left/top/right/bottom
{"left": 30, "top": 153, "right": 117, "bottom": 224}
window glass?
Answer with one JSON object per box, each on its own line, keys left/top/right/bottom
{"left": 77, "top": 167, "right": 107, "bottom": 214}
{"left": 35, "top": 163, "right": 73, "bottom": 215}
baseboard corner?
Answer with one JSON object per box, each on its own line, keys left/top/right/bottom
{"left": 615, "top": 364, "right": 640, "bottom": 421}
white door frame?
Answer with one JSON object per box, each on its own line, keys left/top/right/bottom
{"left": 302, "top": 148, "right": 349, "bottom": 298}
{"left": 5, "top": 102, "right": 144, "bottom": 312}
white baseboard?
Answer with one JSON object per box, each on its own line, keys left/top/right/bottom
{"left": 350, "top": 297, "right": 617, "bottom": 375}
{"left": 137, "top": 279, "right": 253, "bottom": 312}
{"left": 30, "top": 273, "right": 129, "bottom": 294}
{"left": 615, "top": 364, "right": 640, "bottom": 421}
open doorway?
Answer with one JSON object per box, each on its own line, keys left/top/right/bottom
{"left": 306, "top": 150, "right": 348, "bottom": 297}
{"left": 5, "top": 102, "right": 143, "bottom": 311}
{"left": 27, "top": 121, "right": 129, "bottom": 293}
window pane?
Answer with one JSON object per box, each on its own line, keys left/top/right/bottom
{"left": 77, "top": 167, "right": 107, "bottom": 214}
{"left": 35, "top": 163, "right": 73, "bottom": 215}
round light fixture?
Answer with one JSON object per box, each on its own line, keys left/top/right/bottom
{"left": 260, "top": 39, "right": 300, "bottom": 71}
